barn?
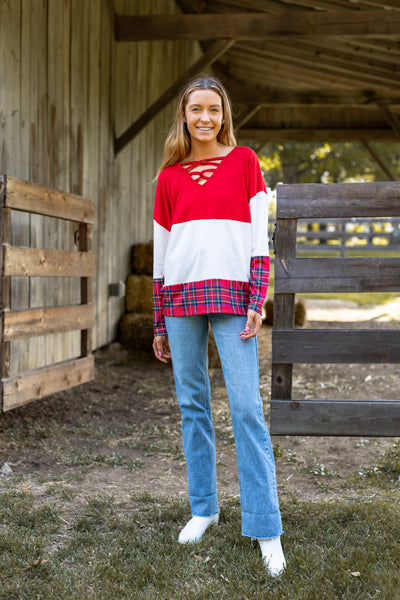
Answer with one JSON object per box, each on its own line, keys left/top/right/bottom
{"left": 1, "top": 0, "right": 399, "bottom": 409}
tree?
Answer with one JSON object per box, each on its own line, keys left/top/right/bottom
{"left": 258, "top": 142, "right": 400, "bottom": 190}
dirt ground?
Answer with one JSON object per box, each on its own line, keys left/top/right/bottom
{"left": 1, "top": 299, "right": 399, "bottom": 504}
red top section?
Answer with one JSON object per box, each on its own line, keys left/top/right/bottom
{"left": 154, "top": 146, "right": 267, "bottom": 230}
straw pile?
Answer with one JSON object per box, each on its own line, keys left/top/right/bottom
{"left": 119, "top": 241, "right": 154, "bottom": 354}
{"left": 263, "top": 297, "right": 307, "bottom": 327}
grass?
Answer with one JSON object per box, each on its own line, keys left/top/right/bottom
{"left": 0, "top": 488, "right": 399, "bottom": 599}
{"left": 355, "top": 440, "right": 400, "bottom": 485}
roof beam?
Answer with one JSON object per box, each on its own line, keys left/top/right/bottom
{"left": 244, "top": 41, "right": 400, "bottom": 85}
{"left": 115, "top": 10, "right": 400, "bottom": 42}
{"left": 235, "top": 105, "right": 263, "bottom": 129}
{"left": 379, "top": 104, "right": 400, "bottom": 137}
{"left": 229, "top": 87, "right": 400, "bottom": 106}
{"left": 224, "top": 49, "right": 399, "bottom": 92}
{"left": 114, "top": 38, "right": 235, "bottom": 155}
{"left": 362, "top": 142, "right": 396, "bottom": 181}
{"left": 238, "top": 128, "right": 399, "bottom": 142}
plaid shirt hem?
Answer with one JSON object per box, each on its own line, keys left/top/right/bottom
{"left": 153, "top": 256, "right": 270, "bottom": 335}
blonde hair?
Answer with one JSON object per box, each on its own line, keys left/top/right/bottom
{"left": 157, "top": 75, "right": 236, "bottom": 175}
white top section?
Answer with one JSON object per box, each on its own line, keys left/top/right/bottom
{"left": 249, "top": 191, "right": 269, "bottom": 256}
{"left": 154, "top": 189, "right": 269, "bottom": 286}
{"left": 164, "top": 219, "right": 251, "bottom": 286}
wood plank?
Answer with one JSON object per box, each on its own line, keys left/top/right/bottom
{"left": 78, "top": 222, "right": 93, "bottom": 356}
{"left": 5, "top": 177, "right": 95, "bottom": 223}
{"left": 3, "top": 246, "right": 95, "bottom": 278}
{"left": 362, "top": 141, "right": 396, "bottom": 181}
{"left": 230, "top": 45, "right": 400, "bottom": 92}
{"left": 0, "top": 181, "right": 11, "bottom": 386}
{"left": 274, "top": 257, "right": 400, "bottom": 293}
{"left": 273, "top": 329, "right": 400, "bottom": 363}
{"left": 271, "top": 295, "right": 296, "bottom": 400}
{"left": 242, "top": 40, "right": 400, "bottom": 89}
{"left": 270, "top": 399, "right": 400, "bottom": 436}
{"left": 2, "top": 355, "right": 94, "bottom": 411}
{"left": 114, "top": 10, "right": 400, "bottom": 41}
{"left": 270, "top": 217, "right": 297, "bottom": 402}
{"left": 229, "top": 87, "right": 398, "bottom": 106}
{"left": 114, "top": 38, "right": 235, "bottom": 153}
{"left": 238, "top": 128, "right": 398, "bottom": 143}
{"left": 3, "top": 304, "right": 94, "bottom": 341}
{"left": 276, "top": 182, "right": 400, "bottom": 219}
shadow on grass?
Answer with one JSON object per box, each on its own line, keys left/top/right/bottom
{"left": 0, "top": 490, "right": 399, "bottom": 599}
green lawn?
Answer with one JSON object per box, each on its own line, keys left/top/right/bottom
{"left": 0, "top": 486, "right": 399, "bottom": 599}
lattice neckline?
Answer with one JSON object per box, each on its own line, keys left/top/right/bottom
{"left": 180, "top": 156, "right": 225, "bottom": 186}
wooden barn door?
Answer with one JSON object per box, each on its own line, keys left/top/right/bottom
{"left": 270, "top": 182, "right": 400, "bottom": 436}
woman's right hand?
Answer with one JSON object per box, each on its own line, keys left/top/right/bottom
{"left": 153, "top": 335, "right": 171, "bottom": 363}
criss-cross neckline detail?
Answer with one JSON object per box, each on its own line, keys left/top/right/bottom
{"left": 179, "top": 147, "right": 237, "bottom": 187}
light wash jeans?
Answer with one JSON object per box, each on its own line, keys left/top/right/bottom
{"left": 165, "top": 313, "right": 283, "bottom": 539}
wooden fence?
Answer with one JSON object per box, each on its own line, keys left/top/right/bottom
{"left": 0, "top": 175, "right": 95, "bottom": 411}
{"left": 270, "top": 181, "right": 400, "bottom": 437}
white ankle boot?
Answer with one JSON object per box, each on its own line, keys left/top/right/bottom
{"left": 258, "top": 536, "right": 286, "bottom": 577}
{"left": 178, "top": 514, "right": 219, "bottom": 544}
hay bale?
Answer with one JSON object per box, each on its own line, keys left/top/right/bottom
{"left": 132, "top": 241, "right": 153, "bottom": 275}
{"left": 263, "top": 297, "right": 307, "bottom": 327}
{"left": 264, "top": 298, "right": 274, "bottom": 326}
{"left": 208, "top": 328, "right": 222, "bottom": 369}
{"left": 294, "top": 298, "right": 307, "bottom": 327}
{"left": 126, "top": 275, "right": 153, "bottom": 314}
{"left": 119, "top": 312, "right": 154, "bottom": 353}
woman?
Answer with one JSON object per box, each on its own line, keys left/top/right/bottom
{"left": 152, "top": 75, "right": 286, "bottom": 576}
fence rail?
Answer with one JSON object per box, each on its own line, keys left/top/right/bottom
{"left": 0, "top": 175, "right": 95, "bottom": 411}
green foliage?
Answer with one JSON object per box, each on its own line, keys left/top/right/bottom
{"left": 259, "top": 142, "right": 400, "bottom": 188}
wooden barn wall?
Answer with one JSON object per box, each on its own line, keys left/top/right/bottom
{"left": 0, "top": 0, "right": 202, "bottom": 374}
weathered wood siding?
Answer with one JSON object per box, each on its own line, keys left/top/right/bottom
{"left": 0, "top": 0, "right": 202, "bottom": 373}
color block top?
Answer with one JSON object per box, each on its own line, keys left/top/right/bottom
{"left": 153, "top": 145, "right": 270, "bottom": 336}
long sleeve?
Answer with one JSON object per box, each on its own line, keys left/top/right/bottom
{"left": 246, "top": 150, "right": 270, "bottom": 314}
{"left": 153, "top": 171, "right": 171, "bottom": 336}
{"left": 248, "top": 256, "right": 270, "bottom": 314}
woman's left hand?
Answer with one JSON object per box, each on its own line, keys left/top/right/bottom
{"left": 240, "top": 309, "right": 263, "bottom": 340}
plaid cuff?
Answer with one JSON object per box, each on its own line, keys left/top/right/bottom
{"left": 248, "top": 256, "right": 270, "bottom": 314}
{"left": 153, "top": 277, "right": 167, "bottom": 336}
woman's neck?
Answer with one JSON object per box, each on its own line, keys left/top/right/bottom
{"left": 185, "top": 140, "right": 229, "bottom": 163}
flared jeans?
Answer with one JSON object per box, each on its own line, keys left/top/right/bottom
{"left": 165, "top": 314, "right": 283, "bottom": 539}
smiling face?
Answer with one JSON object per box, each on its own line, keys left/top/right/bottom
{"left": 184, "top": 89, "right": 224, "bottom": 147}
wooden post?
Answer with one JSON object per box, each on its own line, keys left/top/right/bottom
{"left": 0, "top": 176, "right": 11, "bottom": 410}
{"left": 271, "top": 216, "right": 297, "bottom": 401}
{"left": 79, "top": 222, "right": 93, "bottom": 357}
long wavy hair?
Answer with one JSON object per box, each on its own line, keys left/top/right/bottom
{"left": 157, "top": 75, "right": 237, "bottom": 175}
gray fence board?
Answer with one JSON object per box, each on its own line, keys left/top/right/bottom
{"left": 271, "top": 400, "right": 400, "bottom": 436}
{"left": 273, "top": 329, "right": 400, "bottom": 363}
{"left": 274, "top": 257, "right": 400, "bottom": 293}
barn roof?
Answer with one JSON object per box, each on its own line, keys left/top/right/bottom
{"left": 114, "top": 0, "right": 400, "bottom": 155}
